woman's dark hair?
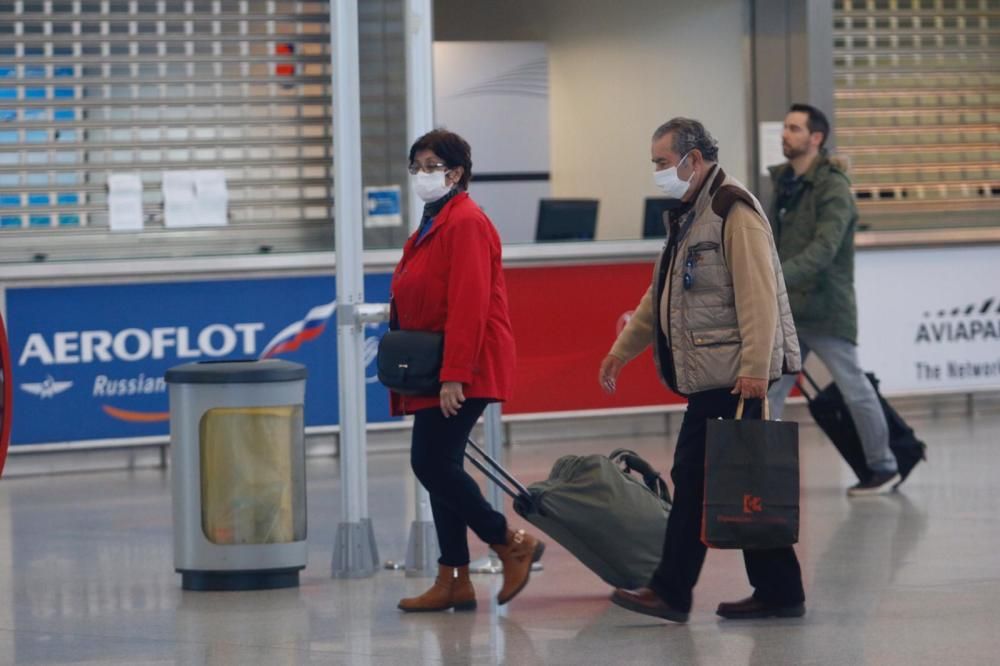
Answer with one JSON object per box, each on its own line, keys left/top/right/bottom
{"left": 789, "top": 103, "right": 830, "bottom": 149}
{"left": 408, "top": 129, "right": 473, "bottom": 190}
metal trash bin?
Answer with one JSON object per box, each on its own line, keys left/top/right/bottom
{"left": 165, "top": 359, "right": 308, "bottom": 591}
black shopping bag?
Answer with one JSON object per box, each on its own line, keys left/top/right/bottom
{"left": 702, "top": 398, "right": 799, "bottom": 549}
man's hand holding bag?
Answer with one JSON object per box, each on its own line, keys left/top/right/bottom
{"left": 702, "top": 397, "right": 800, "bottom": 550}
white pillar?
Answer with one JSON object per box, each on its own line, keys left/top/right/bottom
{"left": 400, "top": 0, "right": 440, "bottom": 577}
{"left": 406, "top": 0, "right": 435, "bottom": 233}
{"left": 330, "top": 0, "right": 378, "bottom": 578}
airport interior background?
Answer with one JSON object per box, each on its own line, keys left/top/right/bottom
{"left": 0, "top": 0, "right": 998, "bottom": 664}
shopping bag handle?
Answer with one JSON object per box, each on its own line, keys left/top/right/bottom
{"left": 735, "top": 396, "right": 770, "bottom": 421}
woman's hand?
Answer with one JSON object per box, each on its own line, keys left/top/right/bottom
{"left": 440, "top": 381, "right": 465, "bottom": 417}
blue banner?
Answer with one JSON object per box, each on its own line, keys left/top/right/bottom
{"left": 7, "top": 274, "right": 395, "bottom": 445}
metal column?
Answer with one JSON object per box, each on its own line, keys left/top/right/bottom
{"left": 400, "top": 0, "right": 440, "bottom": 578}
{"left": 330, "top": 0, "right": 379, "bottom": 579}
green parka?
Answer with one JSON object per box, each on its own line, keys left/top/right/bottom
{"left": 768, "top": 153, "right": 859, "bottom": 344}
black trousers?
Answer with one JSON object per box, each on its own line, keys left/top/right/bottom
{"left": 649, "top": 388, "right": 805, "bottom": 612}
{"left": 410, "top": 398, "right": 508, "bottom": 566}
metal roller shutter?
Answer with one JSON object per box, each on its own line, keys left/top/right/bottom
{"left": 833, "top": 0, "right": 1000, "bottom": 230}
{"left": 0, "top": 0, "right": 408, "bottom": 263}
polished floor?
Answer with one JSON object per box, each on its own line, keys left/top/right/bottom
{"left": 1, "top": 412, "right": 999, "bottom": 665}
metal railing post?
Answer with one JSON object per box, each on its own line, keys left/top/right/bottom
{"left": 329, "top": 0, "right": 378, "bottom": 578}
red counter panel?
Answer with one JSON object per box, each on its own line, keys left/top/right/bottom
{"left": 503, "top": 261, "right": 685, "bottom": 414}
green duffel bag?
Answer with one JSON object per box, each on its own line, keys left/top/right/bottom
{"left": 467, "top": 441, "right": 671, "bottom": 590}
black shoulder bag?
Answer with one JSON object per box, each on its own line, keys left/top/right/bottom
{"left": 376, "top": 301, "right": 444, "bottom": 396}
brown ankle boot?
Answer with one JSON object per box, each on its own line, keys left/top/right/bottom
{"left": 491, "top": 529, "right": 545, "bottom": 605}
{"left": 398, "top": 564, "right": 477, "bottom": 613}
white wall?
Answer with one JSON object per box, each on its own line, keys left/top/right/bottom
{"left": 435, "top": 0, "right": 751, "bottom": 241}
{"left": 433, "top": 42, "right": 551, "bottom": 243}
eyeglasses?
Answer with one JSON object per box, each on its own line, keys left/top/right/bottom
{"left": 408, "top": 162, "right": 449, "bottom": 175}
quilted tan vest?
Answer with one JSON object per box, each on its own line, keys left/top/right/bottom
{"left": 649, "top": 166, "right": 801, "bottom": 395}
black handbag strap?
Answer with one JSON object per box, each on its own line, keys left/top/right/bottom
{"left": 609, "top": 448, "right": 672, "bottom": 505}
{"left": 388, "top": 297, "right": 399, "bottom": 331}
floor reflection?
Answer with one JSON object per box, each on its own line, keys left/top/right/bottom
{"left": 0, "top": 413, "right": 995, "bottom": 664}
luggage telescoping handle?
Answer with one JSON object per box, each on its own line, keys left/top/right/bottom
{"left": 795, "top": 367, "right": 822, "bottom": 403}
{"left": 464, "top": 437, "right": 533, "bottom": 502}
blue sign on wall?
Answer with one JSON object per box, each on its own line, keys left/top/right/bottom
{"left": 363, "top": 186, "right": 402, "bottom": 228}
{"left": 7, "top": 274, "right": 395, "bottom": 445}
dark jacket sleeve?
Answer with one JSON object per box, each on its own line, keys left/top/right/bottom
{"left": 781, "top": 171, "right": 855, "bottom": 288}
{"left": 439, "top": 215, "right": 494, "bottom": 384}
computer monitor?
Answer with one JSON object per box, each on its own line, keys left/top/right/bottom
{"left": 535, "top": 198, "right": 599, "bottom": 242}
{"left": 643, "top": 197, "right": 675, "bottom": 238}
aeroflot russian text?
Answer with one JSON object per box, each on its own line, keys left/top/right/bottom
{"left": 18, "top": 323, "right": 266, "bottom": 366}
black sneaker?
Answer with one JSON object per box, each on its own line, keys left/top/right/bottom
{"left": 848, "top": 470, "right": 901, "bottom": 496}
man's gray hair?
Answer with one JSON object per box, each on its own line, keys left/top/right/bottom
{"left": 652, "top": 118, "right": 719, "bottom": 162}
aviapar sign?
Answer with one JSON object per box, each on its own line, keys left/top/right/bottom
{"left": 856, "top": 246, "right": 1000, "bottom": 393}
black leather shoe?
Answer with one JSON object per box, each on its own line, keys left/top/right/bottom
{"left": 611, "top": 587, "right": 689, "bottom": 623}
{"left": 716, "top": 595, "right": 805, "bottom": 619}
{"left": 848, "top": 470, "right": 901, "bottom": 496}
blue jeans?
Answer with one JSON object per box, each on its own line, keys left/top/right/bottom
{"left": 769, "top": 332, "right": 897, "bottom": 474}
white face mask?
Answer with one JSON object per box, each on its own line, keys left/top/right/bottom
{"left": 412, "top": 170, "right": 453, "bottom": 203}
{"left": 653, "top": 152, "right": 693, "bottom": 199}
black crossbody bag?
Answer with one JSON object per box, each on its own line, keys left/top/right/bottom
{"left": 376, "top": 301, "right": 443, "bottom": 396}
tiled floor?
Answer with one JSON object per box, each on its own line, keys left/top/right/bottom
{"left": 1, "top": 413, "right": 998, "bottom": 665}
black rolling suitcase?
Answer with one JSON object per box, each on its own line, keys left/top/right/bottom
{"left": 464, "top": 439, "right": 671, "bottom": 589}
{"left": 797, "top": 369, "right": 927, "bottom": 485}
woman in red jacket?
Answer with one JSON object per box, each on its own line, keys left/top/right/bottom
{"left": 392, "top": 130, "right": 544, "bottom": 613}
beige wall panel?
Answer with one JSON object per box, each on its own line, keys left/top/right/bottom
{"left": 436, "top": 0, "right": 750, "bottom": 240}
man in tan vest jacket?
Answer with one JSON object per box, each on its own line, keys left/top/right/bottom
{"left": 600, "top": 118, "right": 806, "bottom": 622}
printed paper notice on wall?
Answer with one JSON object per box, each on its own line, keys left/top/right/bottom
{"left": 758, "top": 121, "right": 785, "bottom": 176}
{"left": 107, "top": 173, "right": 144, "bottom": 232}
{"left": 194, "top": 170, "right": 228, "bottom": 227}
{"left": 364, "top": 186, "right": 402, "bottom": 228}
{"left": 163, "top": 170, "right": 228, "bottom": 228}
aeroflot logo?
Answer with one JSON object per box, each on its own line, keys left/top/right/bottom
{"left": 18, "top": 323, "right": 266, "bottom": 366}
{"left": 20, "top": 375, "right": 73, "bottom": 398}
{"left": 17, "top": 300, "right": 339, "bottom": 367}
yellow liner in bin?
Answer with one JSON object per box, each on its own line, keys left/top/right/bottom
{"left": 199, "top": 405, "right": 305, "bottom": 545}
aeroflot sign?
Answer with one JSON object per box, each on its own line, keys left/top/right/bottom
{"left": 18, "top": 323, "right": 265, "bottom": 366}
{"left": 6, "top": 275, "right": 393, "bottom": 446}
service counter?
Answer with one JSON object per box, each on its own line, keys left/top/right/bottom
{"left": 2, "top": 227, "right": 998, "bottom": 454}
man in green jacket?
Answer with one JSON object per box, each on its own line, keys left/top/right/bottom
{"left": 767, "top": 103, "right": 900, "bottom": 495}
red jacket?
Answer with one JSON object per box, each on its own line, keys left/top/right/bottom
{"left": 389, "top": 192, "right": 517, "bottom": 415}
